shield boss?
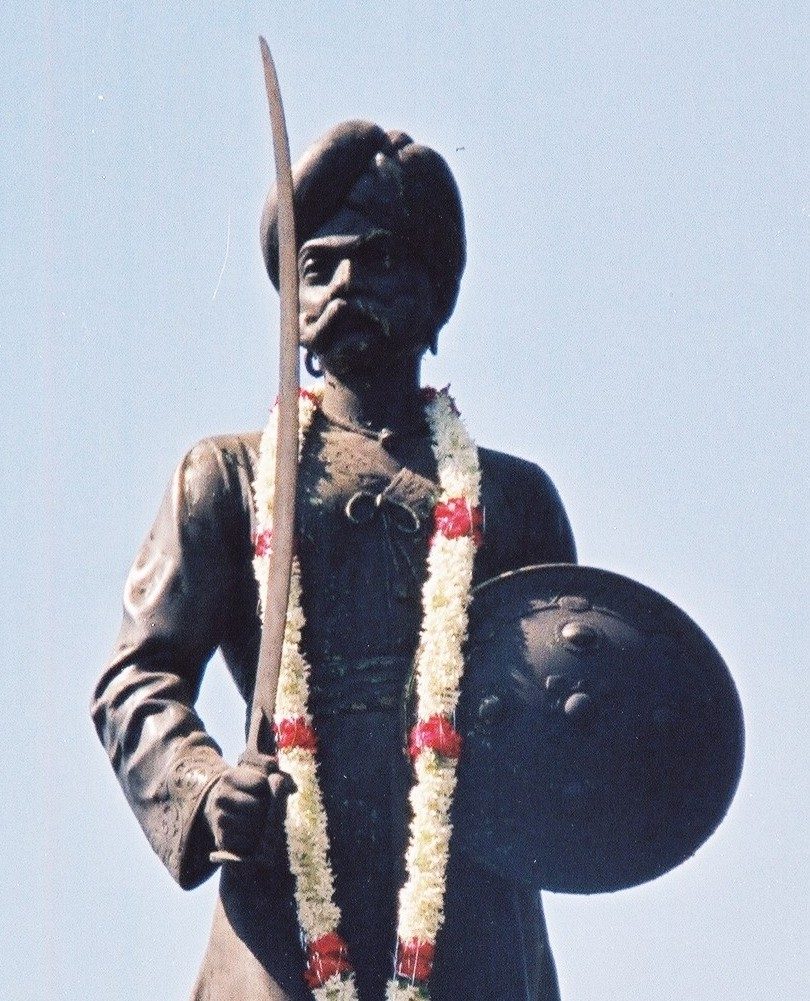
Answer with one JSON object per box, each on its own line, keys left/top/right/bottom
{"left": 451, "top": 564, "right": 744, "bottom": 893}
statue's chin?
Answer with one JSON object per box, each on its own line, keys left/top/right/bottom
{"left": 321, "top": 339, "right": 386, "bottom": 379}
{"left": 315, "top": 322, "right": 390, "bottom": 379}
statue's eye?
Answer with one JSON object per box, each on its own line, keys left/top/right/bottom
{"left": 300, "top": 255, "right": 322, "bottom": 281}
{"left": 358, "top": 238, "right": 394, "bottom": 273}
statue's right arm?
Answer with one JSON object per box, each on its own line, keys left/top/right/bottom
{"left": 91, "top": 439, "right": 252, "bottom": 889}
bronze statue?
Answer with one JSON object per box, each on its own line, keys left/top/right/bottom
{"left": 92, "top": 110, "right": 742, "bottom": 999}
{"left": 92, "top": 119, "right": 575, "bottom": 1000}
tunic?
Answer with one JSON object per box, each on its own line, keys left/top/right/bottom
{"left": 92, "top": 412, "right": 576, "bottom": 1000}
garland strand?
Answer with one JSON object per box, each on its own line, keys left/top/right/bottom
{"left": 252, "top": 386, "right": 481, "bottom": 1001}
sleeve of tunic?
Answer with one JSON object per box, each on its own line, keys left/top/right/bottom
{"left": 476, "top": 448, "right": 576, "bottom": 580}
{"left": 518, "top": 461, "right": 577, "bottom": 566}
{"left": 91, "top": 439, "right": 250, "bottom": 889}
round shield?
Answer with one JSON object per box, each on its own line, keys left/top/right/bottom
{"left": 451, "top": 564, "right": 744, "bottom": 894}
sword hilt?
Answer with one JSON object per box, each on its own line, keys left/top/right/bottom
{"left": 208, "top": 749, "right": 293, "bottom": 867}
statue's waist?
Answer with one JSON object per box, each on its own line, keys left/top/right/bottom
{"left": 308, "top": 654, "right": 413, "bottom": 715}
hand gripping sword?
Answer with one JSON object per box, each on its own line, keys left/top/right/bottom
{"left": 210, "top": 39, "right": 299, "bottom": 864}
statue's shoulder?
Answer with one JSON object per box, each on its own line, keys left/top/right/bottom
{"left": 185, "top": 430, "right": 263, "bottom": 468}
{"left": 476, "top": 445, "right": 577, "bottom": 565}
{"left": 477, "top": 445, "right": 563, "bottom": 504}
{"left": 172, "top": 431, "right": 262, "bottom": 523}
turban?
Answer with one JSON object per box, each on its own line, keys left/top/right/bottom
{"left": 260, "top": 120, "right": 466, "bottom": 329}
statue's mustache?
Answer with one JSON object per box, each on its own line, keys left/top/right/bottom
{"left": 304, "top": 297, "right": 391, "bottom": 346}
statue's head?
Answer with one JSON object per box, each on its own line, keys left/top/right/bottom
{"left": 261, "top": 121, "right": 465, "bottom": 376}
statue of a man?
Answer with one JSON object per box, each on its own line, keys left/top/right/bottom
{"left": 93, "top": 121, "right": 576, "bottom": 1001}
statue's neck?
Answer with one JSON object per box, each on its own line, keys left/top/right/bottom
{"left": 319, "top": 358, "right": 425, "bottom": 435}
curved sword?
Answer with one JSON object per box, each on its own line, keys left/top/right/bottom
{"left": 211, "top": 38, "right": 299, "bottom": 865}
{"left": 248, "top": 37, "right": 300, "bottom": 755}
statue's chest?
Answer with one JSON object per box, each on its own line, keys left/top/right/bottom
{"left": 297, "top": 422, "right": 438, "bottom": 550}
{"left": 295, "top": 421, "right": 439, "bottom": 669}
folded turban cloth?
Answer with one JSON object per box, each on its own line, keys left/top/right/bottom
{"left": 260, "top": 120, "right": 466, "bottom": 329}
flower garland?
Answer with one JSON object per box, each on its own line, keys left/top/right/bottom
{"left": 252, "top": 386, "right": 481, "bottom": 1001}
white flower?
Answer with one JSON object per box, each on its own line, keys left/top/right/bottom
{"left": 253, "top": 388, "right": 480, "bottom": 1000}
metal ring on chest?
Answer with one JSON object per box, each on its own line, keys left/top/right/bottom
{"left": 345, "top": 490, "right": 421, "bottom": 534}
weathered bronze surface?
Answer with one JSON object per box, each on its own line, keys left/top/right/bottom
{"left": 453, "top": 564, "right": 744, "bottom": 893}
{"left": 93, "top": 113, "right": 742, "bottom": 1000}
{"left": 93, "top": 119, "right": 576, "bottom": 1000}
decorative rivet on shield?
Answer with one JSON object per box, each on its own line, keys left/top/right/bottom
{"left": 563, "top": 691, "right": 594, "bottom": 720}
{"left": 560, "top": 621, "right": 600, "bottom": 651}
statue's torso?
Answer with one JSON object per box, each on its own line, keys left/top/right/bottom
{"left": 296, "top": 416, "right": 439, "bottom": 998}
{"left": 297, "top": 413, "right": 438, "bottom": 708}
{"left": 96, "top": 416, "right": 575, "bottom": 1001}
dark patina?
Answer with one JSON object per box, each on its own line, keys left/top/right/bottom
{"left": 93, "top": 121, "right": 575, "bottom": 1000}
{"left": 92, "top": 114, "right": 743, "bottom": 1000}
{"left": 454, "top": 564, "right": 744, "bottom": 894}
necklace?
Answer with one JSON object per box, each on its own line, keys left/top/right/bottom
{"left": 319, "top": 405, "right": 429, "bottom": 447}
{"left": 253, "top": 385, "right": 482, "bottom": 1001}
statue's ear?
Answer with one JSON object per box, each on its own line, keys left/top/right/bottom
{"left": 427, "top": 280, "right": 444, "bottom": 354}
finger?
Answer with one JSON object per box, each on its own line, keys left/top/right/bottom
{"left": 217, "top": 801, "right": 269, "bottom": 832}
{"left": 231, "top": 765, "right": 272, "bottom": 792}
{"left": 218, "top": 769, "right": 269, "bottom": 799}
{"left": 268, "top": 771, "right": 297, "bottom": 798}
{"left": 218, "top": 810, "right": 266, "bottom": 845}
{"left": 218, "top": 827, "right": 261, "bottom": 857}
{"left": 219, "top": 787, "right": 271, "bottom": 811}
{"left": 215, "top": 779, "right": 273, "bottom": 810}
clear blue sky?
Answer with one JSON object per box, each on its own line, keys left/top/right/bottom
{"left": 1, "top": 3, "right": 806, "bottom": 999}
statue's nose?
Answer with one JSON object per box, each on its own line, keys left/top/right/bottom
{"left": 331, "top": 256, "right": 354, "bottom": 293}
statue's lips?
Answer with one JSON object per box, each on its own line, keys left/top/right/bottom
{"left": 306, "top": 297, "right": 390, "bottom": 354}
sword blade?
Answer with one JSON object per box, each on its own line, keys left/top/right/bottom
{"left": 247, "top": 39, "right": 300, "bottom": 755}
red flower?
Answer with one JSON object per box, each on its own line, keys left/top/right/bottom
{"left": 439, "top": 384, "right": 459, "bottom": 414}
{"left": 271, "top": 388, "right": 320, "bottom": 409}
{"left": 420, "top": 384, "right": 460, "bottom": 415}
{"left": 408, "top": 715, "right": 462, "bottom": 760}
{"left": 254, "top": 529, "right": 300, "bottom": 558}
{"left": 396, "top": 938, "right": 435, "bottom": 982}
{"left": 432, "top": 498, "right": 484, "bottom": 547}
{"left": 274, "top": 716, "right": 318, "bottom": 752}
{"left": 254, "top": 528, "right": 273, "bottom": 557}
{"left": 303, "top": 932, "right": 353, "bottom": 988}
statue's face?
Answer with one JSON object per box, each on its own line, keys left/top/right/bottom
{"left": 298, "top": 207, "right": 439, "bottom": 376}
